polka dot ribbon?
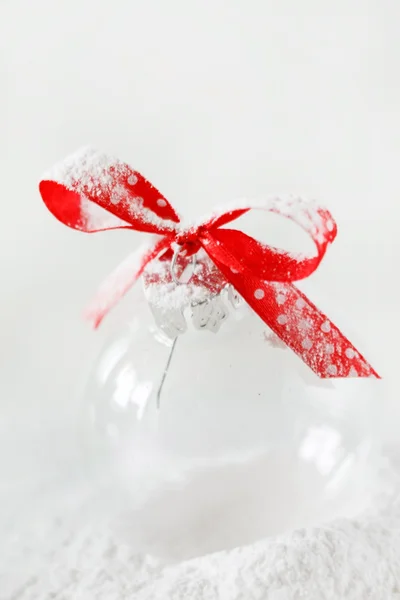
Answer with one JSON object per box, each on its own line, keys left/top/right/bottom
{"left": 39, "top": 147, "right": 379, "bottom": 379}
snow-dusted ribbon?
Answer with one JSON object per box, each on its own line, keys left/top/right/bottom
{"left": 39, "top": 147, "right": 379, "bottom": 379}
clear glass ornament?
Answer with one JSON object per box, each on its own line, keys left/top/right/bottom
{"left": 83, "top": 253, "right": 379, "bottom": 561}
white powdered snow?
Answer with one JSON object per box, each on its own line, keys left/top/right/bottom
{"left": 2, "top": 449, "right": 400, "bottom": 600}
{"left": 42, "top": 146, "right": 128, "bottom": 195}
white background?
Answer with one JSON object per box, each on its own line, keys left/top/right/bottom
{"left": 1, "top": 0, "right": 400, "bottom": 498}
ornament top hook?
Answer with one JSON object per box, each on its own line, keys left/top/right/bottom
{"left": 170, "top": 245, "right": 197, "bottom": 286}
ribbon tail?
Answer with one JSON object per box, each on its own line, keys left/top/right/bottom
{"left": 203, "top": 240, "right": 379, "bottom": 379}
{"left": 85, "top": 237, "right": 170, "bottom": 328}
{"left": 253, "top": 282, "right": 380, "bottom": 379}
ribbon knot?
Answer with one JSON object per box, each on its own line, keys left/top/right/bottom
{"left": 174, "top": 227, "right": 203, "bottom": 254}
{"left": 39, "top": 146, "right": 379, "bottom": 379}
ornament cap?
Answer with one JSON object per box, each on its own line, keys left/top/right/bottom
{"left": 143, "top": 251, "right": 243, "bottom": 338}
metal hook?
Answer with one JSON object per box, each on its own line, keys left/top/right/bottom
{"left": 170, "top": 245, "right": 197, "bottom": 285}
{"left": 156, "top": 337, "right": 178, "bottom": 409}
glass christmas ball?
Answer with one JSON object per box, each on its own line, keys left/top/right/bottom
{"left": 83, "top": 254, "right": 379, "bottom": 561}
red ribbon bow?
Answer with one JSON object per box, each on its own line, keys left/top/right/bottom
{"left": 39, "top": 147, "right": 379, "bottom": 379}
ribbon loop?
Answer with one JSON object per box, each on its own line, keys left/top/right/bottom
{"left": 206, "top": 228, "right": 323, "bottom": 283}
{"left": 39, "top": 147, "right": 379, "bottom": 379}
{"left": 40, "top": 147, "right": 180, "bottom": 234}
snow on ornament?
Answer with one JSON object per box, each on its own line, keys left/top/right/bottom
{"left": 39, "top": 147, "right": 381, "bottom": 560}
